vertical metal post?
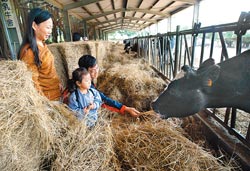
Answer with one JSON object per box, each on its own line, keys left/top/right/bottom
{"left": 209, "top": 32, "right": 215, "bottom": 58}
{"left": 83, "top": 20, "right": 88, "bottom": 39}
{"left": 0, "top": 1, "right": 16, "bottom": 59}
{"left": 178, "top": 35, "right": 183, "bottom": 71}
{"left": 192, "top": 0, "right": 200, "bottom": 28}
{"left": 173, "top": 25, "right": 180, "bottom": 78}
{"left": 199, "top": 32, "right": 206, "bottom": 65}
{"left": 62, "top": 10, "right": 72, "bottom": 42}
{"left": 93, "top": 26, "right": 96, "bottom": 40}
{"left": 98, "top": 29, "right": 101, "bottom": 40}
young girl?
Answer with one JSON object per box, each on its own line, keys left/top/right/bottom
{"left": 68, "top": 67, "right": 102, "bottom": 128}
{"left": 78, "top": 55, "right": 141, "bottom": 117}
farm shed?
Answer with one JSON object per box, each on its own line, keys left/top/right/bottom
{"left": 0, "top": 0, "right": 250, "bottom": 170}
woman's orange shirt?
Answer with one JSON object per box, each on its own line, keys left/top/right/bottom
{"left": 20, "top": 44, "right": 61, "bottom": 100}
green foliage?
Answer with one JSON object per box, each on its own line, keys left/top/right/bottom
{"left": 108, "top": 29, "right": 137, "bottom": 40}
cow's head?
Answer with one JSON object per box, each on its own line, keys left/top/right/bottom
{"left": 152, "top": 59, "right": 220, "bottom": 118}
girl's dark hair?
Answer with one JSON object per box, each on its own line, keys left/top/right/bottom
{"left": 67, "top": 67, "right": 89, "bottom": 93}
{"left": 17, "top": 8, "right": 52, "bottom": 67}
{"left": 78, "top": 55, "right": 97, "bottom": 69}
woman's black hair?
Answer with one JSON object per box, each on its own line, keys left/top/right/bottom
{"left": 67, "top": 67, "right": 89, "bottom": 93}
{"left": 17, "top": 8, "right": 52, "bottom": 67}
{"left": 78, "top": 55, "right": 97, "bottom": 69}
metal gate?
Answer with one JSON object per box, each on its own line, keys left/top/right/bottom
{"left": 125, "top": 12, "right": 250, "bottom": 168}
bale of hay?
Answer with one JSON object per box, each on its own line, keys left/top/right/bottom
{"left": 111, "top": 111, "right": 233, "bottom": 171}
{"left": 0, "top": 61, "right": 55, "bottom": 170}
{"left": 103, "top": 42, "right": 138, "bottom": 68}
{"left": 49, "top": 41, "right": 93, "bottom": 79}
{"left": 0, "top": 60, "right": 117, "bottom": 171}
{"left": 48, "top": 44, "right": 69, "bottom": 88}
{"left": 49, "top": 41, "right": 111, "bottom": 81}
{"left": 0, "top": 43, "right": 238, "bottom": 171}
{"left": 48, "top": 106, "right": 117, "bottom": 171}
{"left": 97, "top": 61, "right": 166, "bottom": 111}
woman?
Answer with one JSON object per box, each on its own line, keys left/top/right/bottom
{"left": 17, "top": 8, "right": 61, "bottom": 101}
{"left": 78, "top": 55, "right": 141, "bottom": 117}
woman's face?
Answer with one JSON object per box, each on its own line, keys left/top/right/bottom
{"left": 88, "top": 64, "right": 99, "bottom": 80}
{"left": 33, "top": 18, "right": 53, "bottom": 41}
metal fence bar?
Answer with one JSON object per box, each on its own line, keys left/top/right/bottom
{"left": 126, "top": 14, "right": 250, "bottom": 148}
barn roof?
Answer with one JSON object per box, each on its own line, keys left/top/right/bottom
{"left": 43, "top": 0, "right": 196, "bottom": 33}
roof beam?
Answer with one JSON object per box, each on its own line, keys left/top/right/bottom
{"left": 125, "top": 16, "right": 157, "bottom": 23}
{"left": 104, "top": 28, "right": 138, "bottom": 34}
{"left": 84, "top": 8, "right": 169, "bottom": 21}
{"left": 97, "top": 22, "right": 142, "bottom": 30}
{"left": 175, "top": 0, "right": 196, "bottom": 4}
{"left": 85, "top": 8, "right": 122, "bottom": 21}
{"left": 103, "top": 26, "right": 140, "bottom": 32}
{"left": 100, "top": 23, "right": 142, "bottom": 30}
{"left": 111, "top": 0, "right": 117, "bottom": 19}
{"left": 90, "top": 16, "right": 156, "bottom": 28}
{"left": 63, "top": 0, "right": 104, "bottom": 10}
{"left": 44, "top": 0, "right": 63, "bottom": 9}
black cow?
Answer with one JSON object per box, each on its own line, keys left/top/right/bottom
{"left": 124, "top": 41, "right": 131, "bottom": 54}
{"left": 152, "top": 50, "right": 250, "bottom": 118}
{"left": 123, "top": 40, "right": 138, "bottom": 54}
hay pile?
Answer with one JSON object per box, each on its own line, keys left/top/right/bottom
{"left": 0, "top": 61, "right": 116, "bottom": 171}
{"left": 48, "top": 41, "right": 110, "bottom": 83}
{"left": 111, "top": 111, "right": 233, "bottom": 171}
{"left": 48, "top": 41, "right": 93, "bottom": 80}
{"left": 49, "top": 44, "right": 69, "bottom": 88}
{"left": 103, "top": 42, "right": 138, "bottom": 68}
{"left": 97, "top": 61, "right": 166, "bottom": 111}
{"left": 0, "top": 42, "right": 237, "bottom": 171}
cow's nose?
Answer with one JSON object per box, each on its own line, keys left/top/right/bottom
{"left": 151, "top": 101, "right": 157, "bottom": 111}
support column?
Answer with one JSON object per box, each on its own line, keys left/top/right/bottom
{"left": 0, "top": 0, "right": 16, "bottom": 59}
{"left": 83, "top": 20, "right": 88, "bottom": 39}
{"left": 98, "top": 29, "right": 101, "bottom": 40}
{"left": 93, "top": 26, "right": 97, "bottom": 40}
{"left": 192, "top": 0, "right": 200, "bottom": 27}
{"left": 62, "top": 10, "right": 72, "bottom": 42}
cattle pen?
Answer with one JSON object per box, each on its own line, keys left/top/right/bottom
{"left": 125, "top": 11, "right": 250, "bottom": 170}
{"left": 0, "top": 0, "right": 250, "bottom": 171}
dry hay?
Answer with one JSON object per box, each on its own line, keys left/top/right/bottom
{"left": 111, "top": 111, "right": 233, "bottom": 171}
{"left": 0, "top": 61, "right": 54, "bottom": 170}
{"left": 48, "top": 44, "right": 69, "bottom": 88}
{"left": 49, "top": 41, "right": 111, "bottom": 82}
{"left": 0, "top": 60, "right": 116, "bottom": 171}
{"left": 48, "top": 106, "right": 117, "bottom": 171}
{"left": 97, "top": 61, "right": 167, "bottom": 111}
{"left": 48, "top": 41, "right": 92, "bottom": 80}
{"left": 0, "top": 46, "right": 238, "bottom": 170}
{"left": 103, "top": 42, "right": 138, "bottom": 68}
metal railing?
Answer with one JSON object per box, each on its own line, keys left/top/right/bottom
{"left": 125, "top": 12, "right": 250, "bottom": 148}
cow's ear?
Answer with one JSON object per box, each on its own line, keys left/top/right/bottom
{"left": 197, "top": 58, "right": 215, "bottom": 73}
{"left": 200, "top": 65, "right": 220, "bottom": 87}
{"left": 181, "top": 65, "right": 196, "bottom": 78}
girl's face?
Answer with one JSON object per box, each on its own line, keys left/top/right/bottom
{"left": 32, "top": 18, "right": 53, "bottom": 41}
{"left": 77, "top": 73, "right": 92, "bottom": 91}
{"left": 88, "top": 64, "right": 99, "bottom": 80}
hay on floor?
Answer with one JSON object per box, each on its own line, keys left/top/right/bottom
{"left": 0, "top": 61, "right": 116, "bottom": 171}
{"left": 0, "top": 41, "right": 239, "bottom": 171}
{"left": 111, "top": 111, "right": 233, "bottom": 171}
{"left": 97, "top": 61, "right": 167, "bottom": 111}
